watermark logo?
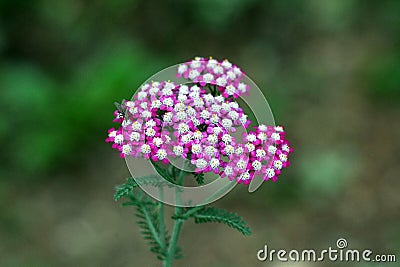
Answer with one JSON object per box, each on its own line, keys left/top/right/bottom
{"left": 124, "top": 63, "right": 276, "bottom": 207}
{"left": 257, "top": 238, "right": 397, "bottom": 263}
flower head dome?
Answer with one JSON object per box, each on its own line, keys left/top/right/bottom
{"left": 107, "top": 57, "right": 292, "bottom": 184}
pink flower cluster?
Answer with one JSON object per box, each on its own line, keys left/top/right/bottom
{"left": 107, "top": 57, "right": 292, "bottom": 184}
{"left": 177, "top": 57, "right": 250, "bottom": 98}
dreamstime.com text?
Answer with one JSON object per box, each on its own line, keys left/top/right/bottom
{"left": 257, "top": 238, "right": 396, "bottom": 263}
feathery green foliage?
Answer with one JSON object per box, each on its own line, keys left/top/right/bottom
{"left": 193, "top": 173, "right": 205, "bottom": 185}
{"left": 114, "top": 175, "right": 172, "bottom": 201}
{"left": 114, "top": 177, "right": 138, "bottom": 201}
{"left": 114, "top": 178, "right": 182, "bottom": 260}
{"left": 114, "top": 173, "right": 251, "bottom": 265}
{"left": 191, "top": 207, "right": 252, "bottom": 236}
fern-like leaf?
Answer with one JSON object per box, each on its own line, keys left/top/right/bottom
{"left": 114, "top": 176, "right": 172, "bottom": 201}
{"left": 114, "top": 175, "right": 183, "bottom": 260}
{"left": 135, "top": 202, "right": 182, "bottom": 260}
{"left": 193, "top": 173, "right": 205, "bottom": 185}
{"left": 192, "top": 207, "right": 252, "bottom": 236}
{"left": 114, "top": 177, "right": 138, "bottom": 201}
{"left": 135, "top": 204, "right": 164, "bottom": 258}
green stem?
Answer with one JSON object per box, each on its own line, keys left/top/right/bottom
{"left": 142, "top": 206, "right": 162, "bottom": 248}
{"left": 158, "top": 188, "right": 166, "bottom": 252}
{"left": 181, "top": 180, "right": 235, "bottom": 219}
{"left": 163, "top": 166, "right": 186, "bottom": 267}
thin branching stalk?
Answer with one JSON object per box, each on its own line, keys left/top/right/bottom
{"left": 163, "top": 167, "right": 186, "bottom": 267}
{"left": 158, "top": 187, "right": 166, "bottom": 253}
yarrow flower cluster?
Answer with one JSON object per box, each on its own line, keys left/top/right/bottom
{"left": 177, "top": 57, "right": 250, "bottom": 99}
{"left": 107, "top": 57, "right": 292, "bottom": 184}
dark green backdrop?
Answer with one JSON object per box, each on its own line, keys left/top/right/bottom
{"left": 0, "top": 0, "right": 399, "bottom": 266}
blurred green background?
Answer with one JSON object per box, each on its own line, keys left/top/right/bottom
{"left": 0, "top": 0, "right": 399, "bottom": 266}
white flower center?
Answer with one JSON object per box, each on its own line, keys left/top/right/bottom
{"left": 142, "top": 110, "right": 152, "bottom": 118}
{"left": 210, "top": 158, "right": 220, "bottom": 169}
{"left": 222, "top": 134, "right": 232, "bottom": 144}
{"left": 214, "top": 96, "right": 224, "bottom": 103}
{"left": 109, "top": 131, "right": 117, "bottom": 138}
{"left": 186, "top": 106, "right": 196, "bottom": 116}
{"left": 210, "top": 114, "right": 219, "bottom": 124}
{"left": 145, "top": 120, "right": 156, "bottom": 127}
{"left": 178, "top": 64, "right": 187, "bottom": 74}
{"left": 225, "top": 85, "right": 236, "bottom": 96}
{"left": 252, "top": 160, "right": 262, "bottom": 171}
{"left": 282, "top": 144, "right": 290, "bottom": 153}
{"left": 273, "top": 160, "right": 283, "bottom": 170}
{"left": 162, "top": 98, "right": 174, "bottom": 107}
{"left": 179, "top": 85, "right": 189, "bottom": 94}
{"left": 178, "top": 94, "right": 187, "bottom": 102}
{"left": 211, "top": 104, "right": 221, "bottom": 112}
{"left": 256, "top": 149, "right": 266, "bottom": 158}
{"left": 114, "top": 134, "right": 124, "bottom": 144}
{"left": 151, "top": 100, "right": 162, "bottom": 109}
{"left": 268, "top": 145, "right": 277, "bottom": 155}
{"left": 217, "top": 77, "right": 227, "bottom": 87}
{"left": 163, "top": 112, "right": 173, "bottom": 123}
{"left": 207, "top": 59, "right": 217, "bottom": 68}
{"left": 271, "top": 133, "right": 280, "bottom": 141}
{"left": 257, "top": 132, "right": 267, "bottom": 141}
{"left": 238, "top": 83, "right": 247, "bottom": 93}
{"left": 227, "top": 71, "right": 236, "bottom": 80}
{"left": 191, "top": 144, "right": 203, "bottom": 154}
{"left": 258, "top": 124, "right": 267, "bottom": 131}
{"left": 176, "top": 111, "right": 187, "bottom": 121}
{"left": 174, "top": 103, "right": 186, "bottom": 112}
{"left": 235, "top": 146, "right": 244, "bottom": 155}
{"left": 189, "top": 69, "right": 200, "bottom": 79}
{"left": 239, "top": 115, "right": 248, "bottom": 125}
{"left": 141, "top": 144, "right": 151, "bottom": 154}
{"left": 207, "top": 134, "right": 218, "bottom": 145}
{"left": 122, "top": 144, "right": 131, "bottom": 155}
{"left": 203, "top": 73, "right": 214, "bottom": 83}
{"left": 236, "top": 159, "right": 246, "bottom": 169}
{"left": 193, "top": 130, "right": 203, "bottom": 140}
{"left": 200, "top": 110, "right": 210, "bottom": 119}
{"left": 245, "top": 143, "right": 255, "bottom": 152}
{"left": 221, "top": 59, "right": 232, "bottom": 69}
{"left": 153, "top": 137, "right": 163, "bottom": 147}
{"left": 140, "top": 102, "right": 148, "bottom": 109}
{"left": 130, "top": 132, "right": 140, "bottom": 142}
{"left": 149, "top": 86, "right": 159, "bottom": 95}
{"left": 193, "top": 98, "right": 204, "bottom": 107}
{"left": 225, "top": 166, "right": 233, "bottom": 176}
{"left": 204, "top": 146, "right": 216, "bottom": 156}
{"left": 181, "top": 134, "right": 192, "bottom": 144}
{"left": 177, "top": 123, "right": 190, "bottom": 134}
{"left": 279, "top": 154, "right": 287, "bottom": 162}
{"left": 190, "top": 60, "right": 201, "bottom": 69}
{"left": 246, "top": 134, "right": 257, "bottom": 142}
{"left": 265, "top": 168, "right": 275, "bottom": 178}
{"left": 213, "top": 65, "right": 224, "bottom": 75}
{"left": 132, "top": 121, "right": 142, "bottom": 131}
{"left": 156, "top": 149, "right": 167, "bottom": 160}
{"left": 173, "top": 146, "right": 184, "bottom": 156}
{"left": 228, "top": 111, "right": 239, "bottom": 120}
{"left": 137, "top": 91, "right": 147, "bottom": 100}
{"left": 196, "top": 159, "right": 208, "bottom": 169}
{"left": 145, "top": 128, "right": 156, "bottom": 137}
{"left": 224, "top": 145, "right": 235, "bottom": 155}
{"left": 222, "top": 119, "right": 233, "bottom": 129}
{"left": 239, "top": 171, "right": 250, "bottom": 181}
